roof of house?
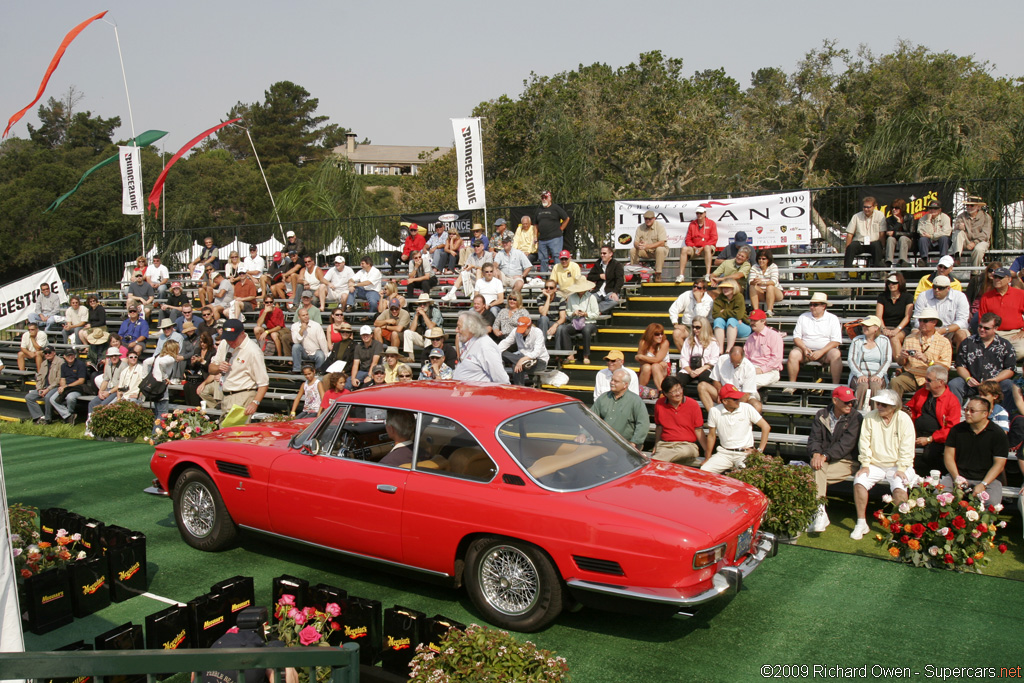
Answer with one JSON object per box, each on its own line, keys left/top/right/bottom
{"left": 334, "top": 144, "right": 451, "bottom": 165}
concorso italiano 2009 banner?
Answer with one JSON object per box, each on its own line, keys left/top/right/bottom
{"left": 613, "top": 191, "right": 811, "bottom": 251}
{"left": 0, "top": 267, "right": 67, "bottom": 330}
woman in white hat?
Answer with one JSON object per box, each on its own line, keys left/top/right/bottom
{"left": 847, "top": 315, "right": 891, "bottom": 408}
{"left": 556, "top": 280, "right": 599, "bottom": 364}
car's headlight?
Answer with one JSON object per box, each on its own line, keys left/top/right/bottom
{"left": 692, "top": 543, "right": 727, "bottom": 570}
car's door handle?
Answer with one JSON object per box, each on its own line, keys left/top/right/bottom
{"left": 376, "top": 484, "right": 398, "bottom": 494}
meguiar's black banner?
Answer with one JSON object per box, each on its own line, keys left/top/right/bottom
{"left": 862, "top": 183, "right": 955, "bottom": 219}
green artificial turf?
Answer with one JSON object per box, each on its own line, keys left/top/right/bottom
{"left": 3, "top": 434, "right": 1024, "bottom": 682}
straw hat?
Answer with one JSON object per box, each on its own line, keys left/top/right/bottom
{"left": 85, "top": 327, "right": 110, "bottom": 344}
{"left": 564, "top": 280, "right": 595, "bottom": 294}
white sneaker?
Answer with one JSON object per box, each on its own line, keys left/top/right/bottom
{"left": 782, "top": 387, "right": 796, "bottom": 395}
{"left": 849, "top": 520, "right": 870, "bottom": 540}
{"left": 808, "top": 504, "right": 830, "bottom": 533}
{"left": 675, "top": 274, "right": 685, "bottom": 283}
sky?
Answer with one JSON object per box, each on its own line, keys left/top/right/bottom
{"left": 2, "top": 0, "right": 1023, "bottom": 155}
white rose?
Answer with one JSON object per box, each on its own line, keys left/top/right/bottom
{"left": 966, "top": 510, "right": 979, "bottom": 522}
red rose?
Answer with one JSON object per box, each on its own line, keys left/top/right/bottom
{"left": 890, "top": 513, "right": 901, "bottom": 523}
{"left": 900, "top": 535, "right": 910, "bottom": 544}
{"left": 331, "top": 622, "right": 341, "bottom": 631}
{"left": 943, "top": 554, "right": 954, "bottom": 564}
{"left": 952, "top": 516, "right": 966, "bottom": 530}
{"left": 999, "top": 544, "right": 1008, "bottom": 554}
{"left": 911, "top": 523, "right": 926, "bottom": 538}
{"left": 977, "top": 523, "right": 987, "bottom": 534}
{"left": 20, "top": 568, "right": 32, "bottom": 578}
{"left": 966, "top": 557, "right": 974, "bottom": 565}
{"left": 927, "top": 522, "right": 939, "bottom": 532}
{"left": 873, "top": 510, "right": 883, "bottom": 520}
{"left": 959, "top": 501, "right": 969, "bottom": 508}
{"left": 944, "top": 529, "right": 955, "bottom": 540}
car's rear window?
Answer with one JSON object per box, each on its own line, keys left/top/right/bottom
{"left": 497, "top": 403, "right": 646, "bottom": 491}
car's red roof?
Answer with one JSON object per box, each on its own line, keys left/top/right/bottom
{"left": 340, "top": 380, "right": 575, "bottom": 423}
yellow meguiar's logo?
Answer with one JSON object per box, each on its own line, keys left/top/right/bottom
{"left": 118, "top": 562, "right": 140, "bottom": 581}
{"left": 203, "top": 616, "right": 224, "bottom": 630}
{"left": 344, "top": 625, "right": 367, "bottom": 638}
{"left": 163, "top": 630, "right": 186, "bottom": 649}
{"left": 82, "top": 577, "right": 106, "bottom": 595}
{"left": 387, "top": 636, "right": 411, "bottom": 650}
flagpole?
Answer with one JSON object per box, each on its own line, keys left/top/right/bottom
{"left": 240, "top": 124, "right": 286, "bottom": 243}
{"left": 104, "top": 17, "right": 145, "bottom": 254}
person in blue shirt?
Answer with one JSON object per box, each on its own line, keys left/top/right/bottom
{"left": 118, "top": 306, "right": 150, "bottom": 357}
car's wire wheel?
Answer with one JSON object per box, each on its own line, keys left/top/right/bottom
{"left": 180, "top": 480, "right": 216, "bottom": 538}
{"left": 477, "top": 544, "right": 541, "bottom": 616}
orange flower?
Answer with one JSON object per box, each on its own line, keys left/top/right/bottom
{"left": 974, "top": 551, "right": 985, "bottom": 560}
{"left": 56, "top": 536, "right": 71, "bottom": 546}
{"left": 38, "top": 541, "right": 51, "bottom": 549}
{"left": 903, "top": 524, "right": 912, "bottom": 533}
{"left": 907, "top": 539, "right": 920, "bottom": 550}
{"left": 888, "top": 547, "right": 900, "bottom": 557}
{"left": 881, "top": 519, "right": 890, "bottom": 530}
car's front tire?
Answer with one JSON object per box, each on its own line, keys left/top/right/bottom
{"left": 464, "top": 536, "right": 564, "bottom": 632}
{"left": 172, "top": 468, "right": 237, "bottom": 551}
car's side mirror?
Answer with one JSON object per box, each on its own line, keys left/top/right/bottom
{"left": 299, "top": 439, "right": 320, "bottom": 456}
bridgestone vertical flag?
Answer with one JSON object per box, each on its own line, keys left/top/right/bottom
{"left": 451, "top": 118, "right": 486, "bottom": 211}
{"left": 119, "top": 145, "right": 143, "bottom": 215}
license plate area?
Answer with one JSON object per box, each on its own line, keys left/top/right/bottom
{"left": 735, "top": 527, "right": 753, "bottom": 561}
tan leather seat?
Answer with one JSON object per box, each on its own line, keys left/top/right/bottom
{"left": 448, "top": 447, "right": 495, "bottom": 480}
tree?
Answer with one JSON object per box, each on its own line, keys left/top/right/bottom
{"left": 210, "top": 81, "right": 351, "bottom": 165}
{"left": 27, "top": 86, "right": 120, "bottom": 153}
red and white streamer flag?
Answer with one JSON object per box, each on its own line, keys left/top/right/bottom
{"left": 3, "top": 10, "right": 109, "bottom": 138}
{"left": 147, "top": 118, "right": 241, "bottom": 215}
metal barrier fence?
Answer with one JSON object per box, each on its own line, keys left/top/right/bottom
{"left": 0, "top": 644, "right": 361, "bottom": 682}
{"left": 54, "top": 177, "right": 1024, "bottom": 292}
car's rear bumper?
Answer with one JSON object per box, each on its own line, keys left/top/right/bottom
{"left": 565, "top": 531, "right": 777, "bottom": 615}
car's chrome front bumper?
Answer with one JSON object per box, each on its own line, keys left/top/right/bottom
{"left": 565, "top": 531, "right": 778, "bottom": 614}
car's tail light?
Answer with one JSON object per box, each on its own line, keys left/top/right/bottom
{"left": 692, "top": 543, "right": 726, "bottom": 570}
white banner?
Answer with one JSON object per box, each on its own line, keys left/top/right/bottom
{"left": 119, "top": 145, "right": 144, "bottom": 215}
{"left": 451, "top": 118, "right": 486, "bottom": 211}
{"left": 614, "top": 191, "right": 812, "bottom": 250}
{"left": 1, "top": 440, "right": 27, "bottom": 670}
{"left": 0, "top": 267, "right": 67, "bottom": 330}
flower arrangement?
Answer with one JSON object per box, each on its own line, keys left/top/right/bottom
{"left": 8, "top": 505, "right": 86, "bottom": 579}
{"left": 726, "top": 451, "right": 821, "bottom": 539}
{"left": 89, "top": 400, "right": 155, "bottom": 440}
{"left": 874, "top": 472, "right": 1008, "bottom": 573}
{"left": 149, "top": 407, "right": 217, "bottom": 446}
{"left": 270, "top": 594, "right": 340, "bottom": 683}
{"left": 408, "top": 624, "right": 570, "bottom": 683}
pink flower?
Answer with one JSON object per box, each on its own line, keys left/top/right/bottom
{"left": 936, "top": 492, "right": 954, "bottom": 506}
{"left": 978, "top": 490, "right": 990, "bottom": 502}
{"left": 278, "top": 594, "right": 296, "bottom": 606}
{"left": 298, "top": 625, "right": 322, "bottom": 646}
{"left": 325, "top": 602, "right": 341, "bottom": 617}
{"left": 302, "top": 606, "right": 316, "bottom": 618}
{"left": 293, "top": 612, "right": 307, "bottom": 625}
{"left": 287, "top": 607, "right": 301, "bottom": 620}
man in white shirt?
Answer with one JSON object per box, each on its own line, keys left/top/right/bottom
{"left": 145, "top": 255, "right": 171, "bottom": 300}
{"left": 593, "top": 349, "right": 640, "bottom": 401}
{"left": 241, "top": 244, "right": 267, "bottom": 295}
{"left": 446, "top": 239, "right": 492, "bottom": 300}
{"left": 291, "top": 307, "right": 330, "bottom": 372}
{"left": 201, "top": 319, "right": 270, "bottom": 423}
{"left": 494, "top": 234, "right": 532, "bottom": 296}
{"left": 474, "top": 263, "right": 505, "bottom": 316}
{"left": 785, "top": 292, "right": 843, "bottom": 391}
{"left": 349, "top": 256, "right": 383, "bottom": 311}
{"left": 699, "top": 345, "right": 762, "bottom": 413}
{"left": 700, "top": 384, "right": 771, "bottom": 474}
{"left": 497, "top": 315, "right": 549, "bottom": 385}
{"left": 323, "top": 255, "right": 355, "bottom": 309}
{"left": 843, "top": 197, "right": 886, "bottom": 269}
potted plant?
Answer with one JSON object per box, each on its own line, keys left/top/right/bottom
{"left": 727, "top": 451, "right": 821, "bottom": 542}
{"left": 408, "top": 624, "right": 570, "bottom": 682}
{"left": 874, "top": 472, "right": 1008, "bottom": 572}
{"left": 89, "top": 400, "right": 155, "bottom": 442}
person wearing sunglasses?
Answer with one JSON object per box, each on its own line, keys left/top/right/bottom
{"left": 784, "top": 292, "right": 843, "bottom": 393}
{"left": 679, "top": 206, "right": 718, "bottom": 282}
{"left": 295, "top": 255, "right": 329, "bottom": 310}
{"left": 889, "top": 307, "right": 952, "bottom": 400}
{"left": 25, "top": 346, "right": 62, "bottom": 424}
{"left": 912, "top": 254, "right": 962, "bottom": 299}
{"left": 846, "top": 314, "right": 891, "bottom": 408}
{"left": 806, "top": 385, "right": 864, "bottom": 533}
{"left": 587, "top": 243, "right": 624, "bottom": 314}
{"left": 979, "top": 266, "right": 1024, "bottom": 361}
{"left": 946, "top": 312, "right": 1017, "bottom": 407}
{"left": 912, "top": 274, "right": 969, "bottom": 352}
{"left": 669, "top": 279, "right": 713, "bottom": 352}
{"left": 844, "top": 196, "right": 885, "bottom": 269}
{"left": 630, "top": 210, "right": 668, "bottom": 283}
{"left": 535, "top": 279, "right": 564, "bottom": 340}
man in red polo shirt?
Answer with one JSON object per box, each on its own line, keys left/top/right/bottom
{"left": 651, "top": 375, "right": 706, "bottom": 465}
{"left": 979, "top": 266, "right": 1024, "bottom": 360}
{"left": 678, "top": 206, "right": 718, "bottom": 283}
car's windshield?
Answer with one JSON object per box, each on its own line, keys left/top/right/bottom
{"left": 497, "top": 403, "right": 646, "bottom": 491}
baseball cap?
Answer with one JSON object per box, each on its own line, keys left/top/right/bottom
{"left": 372, "top": 365, "right": 386, "bottom": 375}
{"left": 272, "top": 251, "right": 283, "bottom": 262}
{"left": 494, "top": 218, "right": 507, "bottom": 227}
{"left": 604, "top": 349, "right": 625, "bottom": 361}
{"left": 994, "top": 267, "right": 1013, "bottom": 278}
{"left": 249, "top": 244, "right": 258, "bottom": 251}
{"left": 938, "top": 255, "right": 954, "bottom": 268}
{"left": 886, "top": 273, "right": 900, "bottom": 283}
{"left": 171, "top": 281, "right": 182, "bottom": 289}
{"left": 359, "top": 325, "right": 373, "bottom": 335}
{"left": 559, "top": 250, "right": 571, "bottom": 259}
{"left": 694, "top": 206, "right": 707, "bottom": 214}
{"left": 860, "top": 315, "right": 883, "bottom": 328}
{"left": 719, "top": 383, "right": 744, "bottom": 400}
{"left": 832, "top": 386, "right": 855, "bottom": 402}
{"left": 221, "top": 319, "right": 245, "bottom": 341}
{"left": 733, "top": 231, "right": 748, "bottom": 243}
{"left": 63, "top": 349, "right": 77, "bottom": 357}
{"left": 428, "top": 348, "right": 444, "bottom": 359}
{"left": 541, "top": 190, "right": 552, "bottom": 197}
{"left": 516, "top": 315, "right": 532, "bottom": 334}
{"left": 472, "top": 239, "right": 484, "bottom": 247}
{"left": 643, "top": 210, "right": 656, "bottom": 219}
{"left": 749, "top": 309, "right": 767, "bottom": 321}
{"left": 42, "top": 346, "right": 55, "bottom": 354}
{"left": 927, "top": 200, "right": 942, "bottom": 210}
{"left": 301, "top": 290, "right": 313, "bottom": 299}
{"left": 501, "top": 233, "right": 513, "bottom": 243}
{"left": 388, "top": 298, "right": 401, "bottom": 309}
{"left": 932, "top": 275, "right": 951, "bottom": 287}
{"left": 286, "top": 230, "right": 296, "bottom": 237}
{"left": 334, "top": 255, "right": 345, "bottom": 264}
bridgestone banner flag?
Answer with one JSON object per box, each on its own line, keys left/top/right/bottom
{"left": 614, "top": 191, "right": 812, "bottom": 250}
{"left": 119, "top": 145, "right": 144, "bottom": 215}
{"left": 0, "top": 267, "right": 67, "bottom": 330}
{"left": 451, "top": 118, "right": 486, "bottom": 211}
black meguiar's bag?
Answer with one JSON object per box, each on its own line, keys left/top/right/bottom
{"left": 423, "top": 614, "right": 467, "bottom": 654}
{"left": 94, "top": 622, "right": 145, "bottom": 683}
{"left": 310, "top": 582, "right": 348, "bottom": 645}
{"left": 210, "top": 575, "right": 255, "bottom": 629}
{"left": 187, "top": 591, "right": 230, "bottom": 648}
{"left": 271, "top": 574, "right": 309, "bottom": 622}
{"left": 69, "top": 554, "right": 111, "bottom": 618}
{"left": 380, "top": 604, "right": 426, "bottom": 675}
{"left": 341, "top": 594, "right": 382, "bottom": 665}
{"left": 38, "top": 639, "right": 94, "bottom": 683}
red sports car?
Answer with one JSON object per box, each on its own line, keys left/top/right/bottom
{"left": 149, "top": 381, "right": 776, "bottom": 631}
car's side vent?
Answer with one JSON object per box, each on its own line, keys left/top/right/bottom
{"left": 216, "top": 461, "right": 250, "bottom": 478}
{"left": 573, "top": 556, "right": 625, "bottom": 576}
{"left": 502, "top": 474, "right": 525, "bottom": 486}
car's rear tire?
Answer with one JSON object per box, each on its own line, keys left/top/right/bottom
{"left": 172, "top": 468, "right": 237, "bottom": 551}
{"left": 464, "top": 536, "right": 564, "bottom": 632}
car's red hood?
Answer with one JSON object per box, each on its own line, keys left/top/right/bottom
{"left": 185, "top": 420, "right": 309, "bottom": 449}
{"left": 584, "top": 461, "right": 767, "bottom": 538}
